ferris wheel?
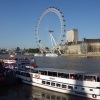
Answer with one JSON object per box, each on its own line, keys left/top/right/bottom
{"left": 35, "top": 7, "right": 66, "bottom": 53}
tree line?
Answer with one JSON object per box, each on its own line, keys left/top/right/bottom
{"left": 24, "top": 48, "right": 40, "bottom": 53}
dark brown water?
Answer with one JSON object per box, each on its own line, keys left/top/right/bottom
{"left": 0, "top": 54, "right": 100, "bottom": 100}
{"left": 0, "top": 84, "right": 91, "bottom": 100}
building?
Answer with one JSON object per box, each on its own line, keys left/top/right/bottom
{"left": 66, "top": 29, "right": 78, "bottom": 43}
{"left": 82, "top": 38, "right": 100, "bottom": 52}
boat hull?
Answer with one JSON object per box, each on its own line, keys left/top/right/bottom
{"left": 21, "top": 79, "right": 100, "bottom": 99}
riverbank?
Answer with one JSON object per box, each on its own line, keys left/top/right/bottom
{"left": 61, "top": 54, "right": 100, "bottom": 58}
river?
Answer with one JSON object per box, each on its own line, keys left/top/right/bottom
{"left": 0, "top": 54, "right": 100, "bottom": 100}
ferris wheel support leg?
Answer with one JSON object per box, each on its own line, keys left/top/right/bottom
{"left": 50, "top": 34, "right": 54, "bottom": 49}
{"left": 51, "top": 34, "right": 57, "bottom": 46}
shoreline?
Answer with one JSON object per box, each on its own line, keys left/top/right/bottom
{"left": 61, "top": 54, "right": 100, "bottom": 58}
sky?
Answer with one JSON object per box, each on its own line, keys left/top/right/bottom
{"left": 0, "top": 0, "right": 100, "bottom": 49}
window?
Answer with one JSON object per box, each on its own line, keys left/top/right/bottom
{"left": 32, "top": 70, "right": 38, "bottom": 73}
{"left": 39, "top": 70, "right": 47, "bottom": 75}
{"left": 51, "top": 95, "right": 55, "bottom": 99}
{"left": 42, "top": 93, "right": 45, "bottom": 97}
{"left": 47, "top": 81, "right": 50, "bottom": 85}
{"left": 74, "top": 75, "right": 83, "bottom": 80}
{"left": 42, "top": 80, "right": 45, "bottom": 84}
{"left": 51, "top": 82, "right": 55, "bottom": 86}
{"left": 58, "top": 73, "right": 64, "bottom": 78}
{"left": 70, "top": 74, "right": 74, "bottom": 79}
{"left": 23, "top": 73, "right": 26, "bottom": 76}
{"left": 48, "top": 71, "right": 53, "bottom": 76}
{"left": 97, "top": 77, "right": 100, "bottom": 82}
{"left": 62, "top": 97, "right": 66, "bottom": 100}
{"left": 46, "top": 95, "right": 50, "bottom": 99}
{"left": 63, "top": 73, "right": 69, "bottom": 78}
{"left": 57, "top": 96, "right": 61, "bottom": 100}
{"left": 90, "top": 89, "right": 93, "bottom": 91}
{"left": 68, "top": 86, "right": 73, "bottom": 90}
{"left": 52, "top": 72, "right": 57, "bottom": 77}
{"left": 16, "top": 71, "right": 19, "bottom": 74}
{"left": 26, "top": 73, "right": 30, "bottom": 77}
{"left": 43, "top": 71, "right": 47, "bottom": 75}
{"left": 56, "top": 83, "right": 61, "bottom": 87}
{"left": 74, "top": 87, "right": 77, "bottom": 89}
{"left": 82, "top": 88, "right": 85, "bottom": 90}
{"left": 84, "top": 75, "right": 96, "bottom": 81}
{"left": 62, "top": 84, "right": 66, "bottom": 89}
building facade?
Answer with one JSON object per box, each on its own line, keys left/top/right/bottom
{"left": 66, "top": 29, "right": 78, "bottom": 43}
{"left": 82, "top": 38, "right": 100, "bottom": 52}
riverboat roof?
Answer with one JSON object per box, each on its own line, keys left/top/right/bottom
{"left": 33, "top": 68, "right": 100, "bottom": 77}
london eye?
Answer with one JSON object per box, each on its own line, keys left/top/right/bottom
{"left": 35, "top": 7, "right": 66, "bottom": 53}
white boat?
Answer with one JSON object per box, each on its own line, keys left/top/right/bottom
{"left": 45, "top": 53, "right": 58, "bottom": 57}
{"left": 15, "top": 67, "right": 100, "bottom": 99}
{"left": 34, "top": 53, "right": 43, "bottom": 57}
{"left": 3, "top": 58, "right": 30, "bottom": 69}
{"left": 10, "top": 54, "right": 15, "bottom": 58}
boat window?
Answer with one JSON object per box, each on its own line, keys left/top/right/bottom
{"left": 32, "top": 70, "right": 38, "bottom": 73}
{"left": 74, "top": 87, "right": 77, "bottom": 89}
{"left": 56, "top": 83, "right": 61, "bottom": 87}
{"left": 22, "top": 72, "right": 25, "bottom": 76}
{"left": 19, "top": 72, "right": 22, "bottom": 75}
{"left": 46, "top": 95, "right": 50, "bottom": 99}
{"left": 22, "top": 72, "right": 24, "bottom": 76}
{"left": 82, "top": 88, "right": 85, "bottom": 90}
{"left": 47, "top": 81, "right": 50, "bottom": 85}
{"left": 58, "top": 73, "right": 64, "bottom": 78}
{"left": 62, "top": 84, "right": 67, "bottom": 89}
{"left": 42, "top": 93, "right": 45, "bottom": 97}
{"left": 40, "top": 71, "right": 47, "bottom": 75}
{"left": 28, "top": 74, "right": 30, "bottom": 77}
{"left": 51, "top": 82, "right": 55, "bottom": 86}
{"left": 63, "top": 73, "right": 69, "bottom": 78}
{"left": 62, "top": 97, "right": 66, "bottom": 100}
{"left": 18, "top": 71, "right": 20, "bottom": 75}
{"left": 26, "top": 73, "right": 30, "bottom": 77}
{"left": 68, "top": 86, "right": 73, "bottom": 90}
{"left": 0, "top": 73, "right": 4, "bottom": 77}
{"left": 57, "top": 96, "right": 61, "bottom": 100}
{"left": 39, "top": 71, "right": 47, "bottom": 75}
{"left": 52, "top": 72, "right": 57, "bottom": 77}
{"left": 90, "top": 89, "right": 93, "bottom": 91}
{"left": 23, "top": 73, "right": 26, "bottom": 76}
{"left": 74, "top": 74, "right": 83, "bottom": 81}
{"left": 51, "top": 95, "right": 56, "bottom": 99}
{"left": 84, "top": 75, "right": 96, "bottom": 81}
{"left": 15, "top": 71, "right": 19, "bottom": 74}
{"left": 48, "top": 71, "right": 53, "bottom": 76}
{"left": 42, "top": 80, "right": 46, "bottom": 84}
{"left": 97, "top": 77, "right": 100, "bottom": 82}
{"left": 70, "top": 74, "right": 75, "bottom": 79}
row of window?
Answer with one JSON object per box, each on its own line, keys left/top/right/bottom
{"left": 15, "top": 70, "right": 100, "bottom": 82}
{"left": 41, "top": 93, "right": 67, "bottom": 100}
{"left": 16, "top": 71, "right": 30, "bottom": 77}
{"left": 32, "top": 69, "right": 100, "bottom": 82}
{"left": 42, "top": 80, "right": 93, "bottom": 91}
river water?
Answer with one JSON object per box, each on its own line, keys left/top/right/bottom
{"left": 0, "top": 54, "right": 100, "bottom": 100}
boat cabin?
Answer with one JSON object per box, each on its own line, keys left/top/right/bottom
{"left": 31, "top": 68, "right": 100, "bottom": 82}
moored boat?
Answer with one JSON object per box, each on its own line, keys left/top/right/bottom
{"left": 45, "top": 53, "right": 58, "bottom": 57}
{"left": 2, "top": 57, "right": 37, "bottom": 69}
{"left": 34, "top": 53, "right": 43, "bottom": 57}
{"left": 14, "top": 67, "right": 100, "bottom": 99}
{"left": 0, "top": 67, "right": 19, "bottom": 86}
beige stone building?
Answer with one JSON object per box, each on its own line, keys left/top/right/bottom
{"left": 66, "top": 29, "right": 78, "bottom": 43}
